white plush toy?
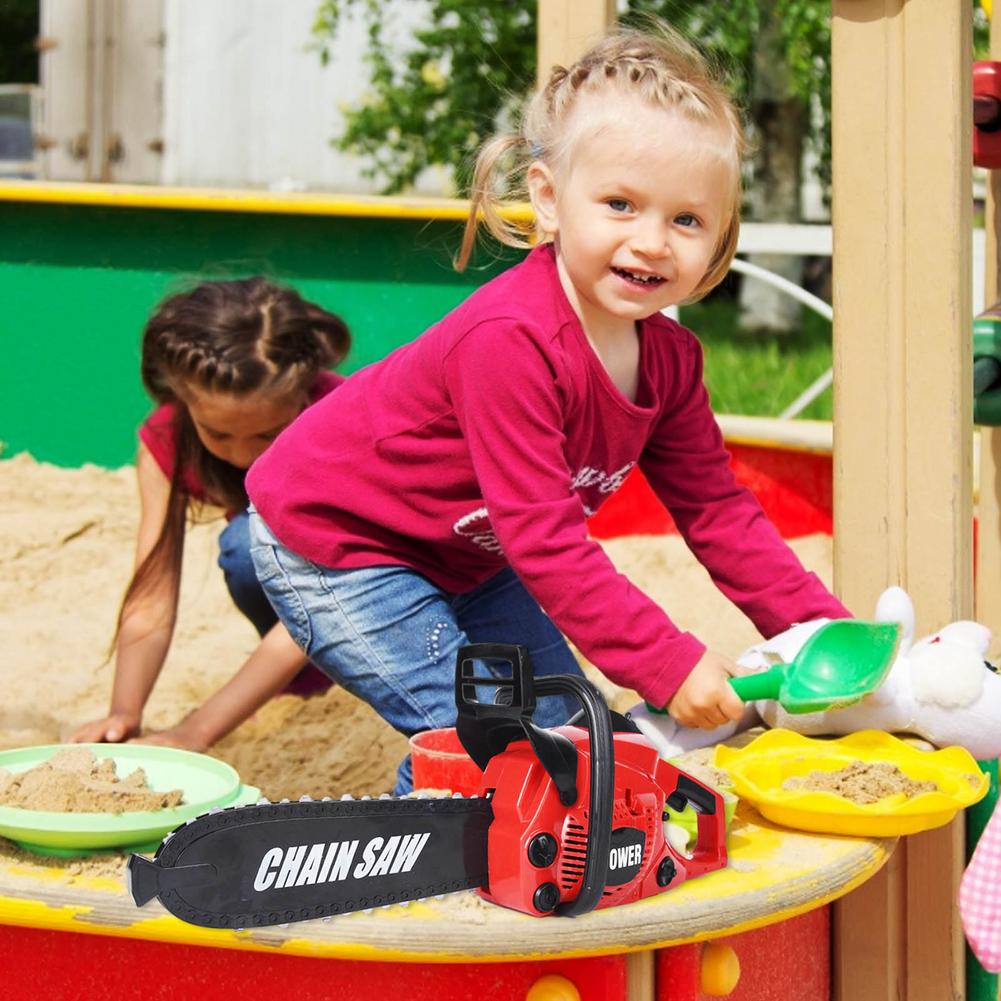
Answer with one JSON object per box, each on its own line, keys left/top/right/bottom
{"left": 630, "top": 586, "right": 1001, "bottom": 761}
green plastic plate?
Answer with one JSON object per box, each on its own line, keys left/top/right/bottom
{"left": 0, "top": 743, "right": 260, "bottom": 857}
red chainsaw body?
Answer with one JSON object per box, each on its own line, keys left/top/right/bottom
{"left": 475, "top": 725, "right": 727, "bottom": 916}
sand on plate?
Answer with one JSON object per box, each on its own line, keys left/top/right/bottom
{"left": 782, "top": 761, "right": 938, "bottom": 804}
{"left": 0, "top": 453, "right": 834, "bottom": 877}
{"left": 0, "top": 747, "right": 183, "bottom": 813}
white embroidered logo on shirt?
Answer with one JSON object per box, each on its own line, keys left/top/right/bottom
{"left": 453, "top": 507, "right": 503, "bottom": 554}
{"left": 452, "top": 461, "right": 634, "bottom": 552}
{"left": 570, "top": 462, "right": 634, "bottom": 495}
{"left": 570, "top": 462, "right": 635, "bottom": 516}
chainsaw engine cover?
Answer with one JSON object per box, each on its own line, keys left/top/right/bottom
{"left": 477, "top": 726, "right": 727, "bottom": 915}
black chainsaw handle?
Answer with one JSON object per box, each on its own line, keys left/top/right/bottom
{"left": 453, "top": 644, "right": 613, "bottom": 919}
{"left": 455, "top": 643, "right": 577, "bottom": 804}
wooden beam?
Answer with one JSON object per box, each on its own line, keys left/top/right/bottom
{"left": 830, "top": 2, "right": 972, "bottom": 1000}
{"left": 831, "top": 847, "right": 905, "bottom": 999}
{"left": 979, "top": 182, "right": 1001, "bottom": 630}
{"left": 535, "top": 0, "right": 615, "bottom": 88}
{"left": 977, "top": 3, "right": 1001, "bottom": 642}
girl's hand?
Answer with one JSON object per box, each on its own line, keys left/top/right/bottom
{"left": 666, "top": 650, "right": 746, "bottom": 729}
{"left": 132, "top": 722, "right": 210, "bottom": 754}
{"left": 70, "top": 713, "right": 141, "bottom": 744}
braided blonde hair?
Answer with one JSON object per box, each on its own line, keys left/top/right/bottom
{"left": 456, "top": 24, "right": 746, "bottom": 302}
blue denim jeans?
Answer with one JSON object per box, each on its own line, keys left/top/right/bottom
{"left": 247, "top": 510, "right": 582, "bottom": 794}
{"left": 218, "top": 511, "right": 278, "bottom": 637}
{"left": 219, "top": 512, "right": 333, "bottom": 696}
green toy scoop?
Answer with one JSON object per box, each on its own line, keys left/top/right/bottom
{"left": 728, "top": 619, "right": 901, "bottom": 714}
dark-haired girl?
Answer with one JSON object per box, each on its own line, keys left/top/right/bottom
{"left": 72, "top": 277, "right": 351, "bottom": 751}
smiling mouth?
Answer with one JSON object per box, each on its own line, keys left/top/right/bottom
{"left": 612, "top": 267, "right": 665, "bottom": 287}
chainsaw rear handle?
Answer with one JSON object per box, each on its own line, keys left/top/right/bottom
{"left": 454, "top": 644, "right": 614, "bottom": 919}
{"left": 666, "top": 771, "right": 725, "bottom": 875}
{"left": 535, "top": 673, "right": 614, "bottom": 918}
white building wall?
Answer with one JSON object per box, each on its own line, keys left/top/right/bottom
{"left": 162, "top": 0, "right": 441, "bottom": 194}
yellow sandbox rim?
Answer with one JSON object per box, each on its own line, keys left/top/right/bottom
{"left": 0, "top": 846, "right": 888, "bottom": 964}
{"left": 0, "top": 180, "right": 534, "bottom": 223}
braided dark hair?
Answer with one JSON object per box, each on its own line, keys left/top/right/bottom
{"left": 142, "top": 277, "right": 349, "bottom": 403}
{"left": 118, "top": 277, "right": 350, "bottom": 639}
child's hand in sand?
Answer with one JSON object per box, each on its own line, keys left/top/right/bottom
{"left": 666, "top": 650, "right": 745, "bottom": 729}
{"left": 132, "top": 716, "right": 211, "bottom": 754}
{"left": 70, "top": 713, "right": 141, "bottom": 744}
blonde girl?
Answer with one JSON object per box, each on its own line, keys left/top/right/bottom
{"left": 245, "top": 25, "right": 848, "bottom": 793}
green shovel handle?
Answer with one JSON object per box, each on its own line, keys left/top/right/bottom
{"left": 643, "top": 665, "right": 785, "bottom": 714}
{"left": 729, "top": 666, "right": 785, "bottom": 703}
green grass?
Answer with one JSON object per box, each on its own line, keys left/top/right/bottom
{"left": 679, "top": 297, "right": 834, "bottom": 420}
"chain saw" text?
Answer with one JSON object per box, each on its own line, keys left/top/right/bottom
{"left": 253, "top": 833, "right": 432, "bottom": 891}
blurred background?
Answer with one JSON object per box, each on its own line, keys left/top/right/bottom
{"left": 0, "top": 1, "right": 990, "bottom": 463}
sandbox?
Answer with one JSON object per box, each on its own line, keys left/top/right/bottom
{"left": 0, "top": 451, "right": 878, "bottom": 1001}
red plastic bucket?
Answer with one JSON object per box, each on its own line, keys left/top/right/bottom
{"left": 409, "top": 728, "right": 483, "bottom": 795}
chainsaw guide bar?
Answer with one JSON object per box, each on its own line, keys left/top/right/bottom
{"left": 128, "top": 794, "right": 493, "bottom": 929}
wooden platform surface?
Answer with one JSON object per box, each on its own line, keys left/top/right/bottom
{"left": 0, "top": 801, "right": 893, "bottom": 964}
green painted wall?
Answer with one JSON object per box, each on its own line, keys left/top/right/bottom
{"left": 0, "top": 201, "right": 514, "bottom": 468}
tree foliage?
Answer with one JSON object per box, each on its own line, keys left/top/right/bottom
{"left": 312, "top": 0, "right": 535, "bottom": 194}
{"left": 313, "top": 0, "right": 984, "bottom": 198}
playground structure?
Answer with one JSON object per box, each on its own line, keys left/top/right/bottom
{"left": 0, "top": 1, "right": 995, "bottom": 999}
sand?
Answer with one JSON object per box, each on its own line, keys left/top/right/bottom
{"left": 782, "top": 761, "right": 938, "bottom": 804}
{"left": 0, "top": 453, "right": 833, "bottom": 875}
{"left": 0, "top": 747, "right": 183, "bottom": 813}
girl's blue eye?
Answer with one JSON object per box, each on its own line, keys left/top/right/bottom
{"left": 608, "top": 198, "right": 630, "bottom": 212}
{"left": 676, "top": 213, "right": 700, "bottom": 228}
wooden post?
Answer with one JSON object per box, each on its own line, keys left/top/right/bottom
{"left": 625, "top": 951, "right": 655, "bottom": 1001}
{"left": 830, "top": 3, "right": 972, "bottom": 1001}
{"left": 978, "top": 6, "right": 1001, "bottom": 633}
{"left": 972, "top": 10, "right": 1001, "bottom": 997}
{"left": 535, "top": 0, "right": 615, "bottom": 88}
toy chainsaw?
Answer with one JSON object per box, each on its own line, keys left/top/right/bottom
{"left": 127, "top": 644, "right": 727, "bottom": 928}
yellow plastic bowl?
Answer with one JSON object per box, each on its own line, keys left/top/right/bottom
{"left": 714, "top": 729, "right": 989, "bottom": 837}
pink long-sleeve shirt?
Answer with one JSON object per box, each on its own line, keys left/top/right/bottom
{"left": 247, "top": 245, "right": 847, "bottom": 706}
